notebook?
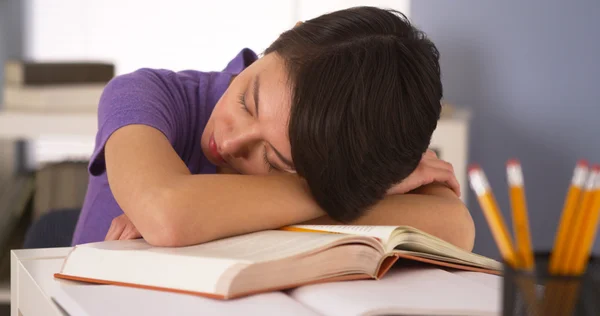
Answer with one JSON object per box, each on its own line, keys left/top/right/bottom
{"left": 55, "top": 225, "right": 502, "bottom": 299}
{"left": 53, "top": 281, "right": 317, "bottom": 316}
{"left": 289, "top": 266, "right": 500, "bottom": 316}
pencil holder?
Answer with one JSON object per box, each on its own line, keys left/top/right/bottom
{"left": 502, "top": 252, "right": 600, "bottom": 316}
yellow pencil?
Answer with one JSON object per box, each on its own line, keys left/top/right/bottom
{"left": 279, "top": 226, "right": 339, "bottom": 234}
{"left": 506, "top": 159, "right": 535, "bottom": 270}
{"left": 468, "top": 165, "right": 519, "bottom": 268}
{"left": 571, "top": 166, "right": 600, "bottom": 275}
{"left": 563, "top": 166, "right": 598, "bottom": 274}
{"left": 549, "top": 160, "right": 589, "bottom": 274}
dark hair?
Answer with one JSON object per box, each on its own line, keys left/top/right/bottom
{"left": 265, "top": 6, "right": 442, "bottom": 222}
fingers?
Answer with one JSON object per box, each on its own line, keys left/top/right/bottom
{"left": 105, "top": 214, "right": 142, "bottom": 241}
{"left": 418, "top": 166, "right": 460, "bottom": 196}
{"left": 424, "top": 149, "right": 438, "bottom": 159}
{"left": 420, "top": 154, "right": 461, "bottom": 197}
{"left": 105, "top": 215, "right": 127, "bottom": 241}
{"left": 441, "top": 169, "right": 461, "bottom": 197}
{"left": 119, "top": 225, "right": 142, "bottom": 240}
{"left": 387, "top": 181, "right": 410, "bottom": 195}
{"left": 387, "top": 150, "right": 461, "bottom": 196}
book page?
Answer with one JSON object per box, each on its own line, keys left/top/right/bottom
{"left": 148, "top": 230, "right": 366, "bottom": 263}
{"left": 289, "top": 266, "right": 500, "bottom": 316}
{"left": 285, "top": 225, "right": 397, "bottom": 243}
{"left": 390, "top": 238, "right": 502, "bottom": 270}
{"left": 53, "top": 281, "right": 319, "bottom": 316}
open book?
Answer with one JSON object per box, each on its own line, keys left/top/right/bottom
{"left": 55, "top": 225, "right": 502, "bottom": 300}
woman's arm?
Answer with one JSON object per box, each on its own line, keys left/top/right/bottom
{"left": 300, "top": 184, "right": 476, "bottom": 251}
{"left": 106, "top": 124, "right": 473, "bottom": 250}
{"left": 105, "top": 125, "right": 323, "bottom": 247}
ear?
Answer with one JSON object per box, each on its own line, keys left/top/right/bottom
{"left": 294, "top": 21, "right": 302, "bottom": 28}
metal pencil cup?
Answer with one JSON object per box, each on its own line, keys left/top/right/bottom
{"left": 502, "top": 252, "right": 600, "bottom": 316}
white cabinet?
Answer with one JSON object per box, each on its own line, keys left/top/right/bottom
{"left": 431, "top": 108, "right": 471, "bottom": 203}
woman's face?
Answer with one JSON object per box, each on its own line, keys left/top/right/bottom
{"left": 201, "top": 53, "right": 295, "bottom": 175}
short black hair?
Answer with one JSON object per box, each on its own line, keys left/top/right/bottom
{"left": 265, "top": 6, "right": 442, "bottom": 222}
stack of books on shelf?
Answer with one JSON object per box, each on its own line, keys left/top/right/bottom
{"left": 2, "top": 60, "right": 115, "bottom": 113}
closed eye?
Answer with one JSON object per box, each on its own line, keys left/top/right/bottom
{"left": 263, "top": 146, "right": 276, "bottom": 172}
{"left": 238, "top": 92, "right": 251, "bottom": 115}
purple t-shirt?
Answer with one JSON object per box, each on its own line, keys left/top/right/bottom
{"left": 71, "top": 48, "right": 258, "bottom": 245}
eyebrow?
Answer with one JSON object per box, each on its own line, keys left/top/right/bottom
{"left": 253, "top": 75, "right": 295, "bottom": 171}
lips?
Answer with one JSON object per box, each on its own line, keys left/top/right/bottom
{"left": 209, "top": 133, "right": 225, "bottom": 164}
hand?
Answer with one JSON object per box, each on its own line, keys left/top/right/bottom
{"left": 105, "top": 214, "right": 142, "bottom": 241}
{"left": 387, "top": 150, "right": 461, "bottom": 197}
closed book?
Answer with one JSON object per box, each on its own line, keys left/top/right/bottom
{"left": 4, "top": 61, "right": 114, "bottom": 86}
{"left": 55, "top": 225, "right": 502, "bottom": 300}
{"left": 3, "top": 84, "right": 105, "bottom": 112}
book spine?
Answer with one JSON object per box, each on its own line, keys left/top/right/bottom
{"left": 6, "top": 63, "right": 114, "bottom": 86}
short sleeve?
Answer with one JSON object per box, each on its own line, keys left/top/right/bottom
{"left": 88, "top": 68, "right": 187, "bottom": 176}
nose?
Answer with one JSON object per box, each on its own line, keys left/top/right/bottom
{"left": 220, "top": 125, "right": 261, "bottom": 159}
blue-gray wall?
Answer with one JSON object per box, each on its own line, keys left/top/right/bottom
{"left": 412, "top": 1, "right": 600, "bottom": 259}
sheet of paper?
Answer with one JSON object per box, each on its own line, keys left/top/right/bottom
{"left": 452, "top": 271, "right": 502, "bottom": 290}
{"left": 53, "top": 280, "right": 319, "bottom": 316}
{"left": 288, "top": 266, "right": 501, "bottom": 316}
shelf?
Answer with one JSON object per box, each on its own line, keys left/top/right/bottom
{"left": 0, "top": 281, "right": 9, "bottom": 303}
{"left": 0, "top": 107, "right": 471, "bottom": 140}
{"left": 0, "top": 111, "right": 98, "bottom": 139}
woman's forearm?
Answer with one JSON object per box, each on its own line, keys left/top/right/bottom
{"left": 300, "top": 185, "right": 476, "bottom": 251}
{"left": 147, "top": 175, "right": 474, "bottom": 251}
{"left": 146, "top": 173, "right": 325, "bottom": 246}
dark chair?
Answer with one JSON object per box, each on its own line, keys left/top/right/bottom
{"left": 23, "top": 208, "right": 81, "bottom": 248}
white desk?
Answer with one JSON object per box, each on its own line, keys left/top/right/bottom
{"left": 11, "top": 247, "right": 502, "bottom": 316}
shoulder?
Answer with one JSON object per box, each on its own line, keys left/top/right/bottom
{"left": 97, "top": 67, "right": 205, "bottom": 118}
{"left": 102, "top": 68, "right": 179, "bottom": 95}
{"left": 103, "top": 47, "right": 258, "bottom": 95}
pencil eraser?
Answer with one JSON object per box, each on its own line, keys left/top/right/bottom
{"left": 468, "top": 164, "right": 481, "bottom": 173}
{"left": 591, "top": 164, "right": 600, "bottom": 172}
{"left": 577, "top": 159, "right": 589, "bottom": 167}
{"left": 506, "top": 159, "right": 520, "bottom": 166}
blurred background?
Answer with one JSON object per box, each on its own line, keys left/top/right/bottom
{"left": 0, "top": 0, "right": 599, "bottom": 309}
